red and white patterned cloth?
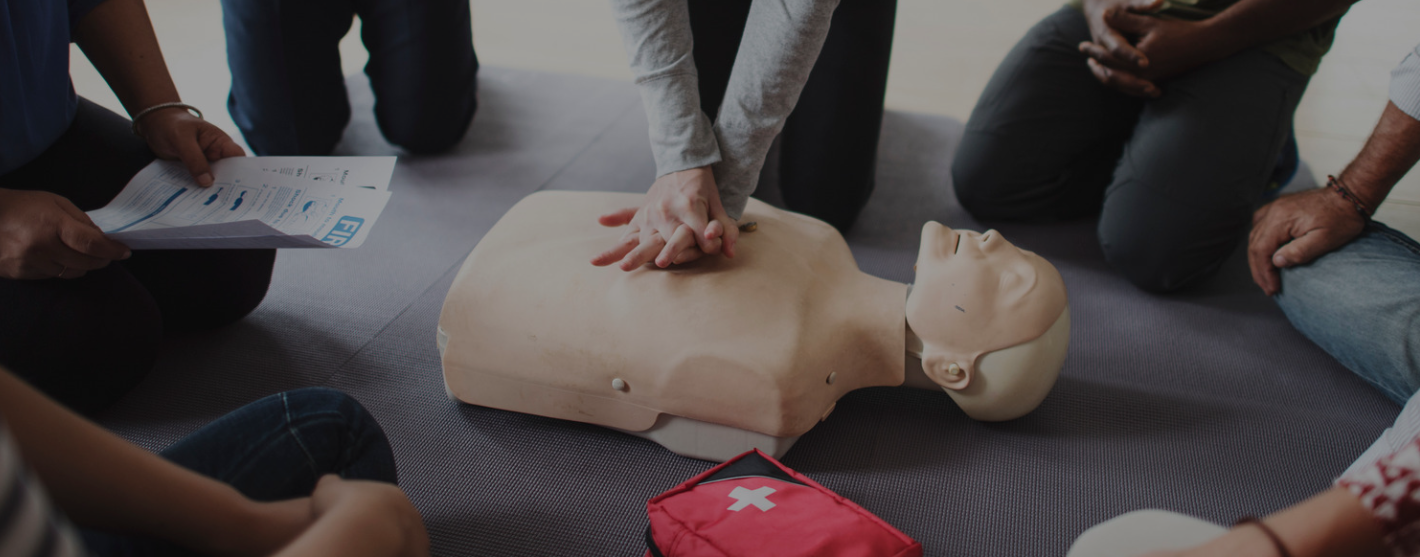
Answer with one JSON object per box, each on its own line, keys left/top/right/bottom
{"left": 1340, "top": 430, "right": 1420, "bottom": 555}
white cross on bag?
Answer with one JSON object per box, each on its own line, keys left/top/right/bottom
{"left": 727, "top": 486, "right": 777, "bottom": 512}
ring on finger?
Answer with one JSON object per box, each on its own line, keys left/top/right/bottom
{"left": 56, "top": 266, "right": 67, "bottom": 279}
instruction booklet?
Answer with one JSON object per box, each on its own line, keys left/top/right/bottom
{"left": 87, "top": 156, "right": 395, "bottom": 250}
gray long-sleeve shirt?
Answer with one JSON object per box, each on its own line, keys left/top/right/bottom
{"left": 611, "top": 0, "right": 840, "bottom": 219}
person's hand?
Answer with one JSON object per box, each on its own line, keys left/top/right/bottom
{"left": 304, "top": 475, "right": 429, "bottom": 557}
{"left": 135, "top": 107, "right": 246, "bottom": 187}
{"left": 590, "top": 166, "right": 739, "bottom": 271}
{"left": 0, "top": 189, "right": 130, "bottom": 280}
{"left": 1078, "top": 0, "right": 1220, "bottom": 97}
{"left": 1248, "top": 187, "right": 1368, "bottom": 296}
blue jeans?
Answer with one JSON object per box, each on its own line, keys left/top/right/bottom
{"left": 84, "top": 388, "right": 397, "bottom": 556}
{"left": 1275, "top": 221, "right": 1420, "bottom": 404}
{"left": 221, "top": 0, "right": 479, "bottom": 156}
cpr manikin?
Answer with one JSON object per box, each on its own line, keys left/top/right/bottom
{"left": 437, "top": 191, "right": 1070, "bottom": 461}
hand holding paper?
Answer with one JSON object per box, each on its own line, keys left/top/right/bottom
{"left": 87, "top": 157, "right": 396, "bottom": 250}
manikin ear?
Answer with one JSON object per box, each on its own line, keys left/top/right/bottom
{"left": 922, "top": 354, "right": 972, "bottom": 391}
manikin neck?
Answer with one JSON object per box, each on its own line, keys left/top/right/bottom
{"left": 901, "top": 284, "right": 936, "bottom": 391}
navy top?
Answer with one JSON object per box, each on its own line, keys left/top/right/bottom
{"left": 0, "top": 0, "right": 108, "bottom": 176}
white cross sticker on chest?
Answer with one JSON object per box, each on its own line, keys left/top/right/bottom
{"left": 727, "top": 486, "right": 777, "bottom": 512}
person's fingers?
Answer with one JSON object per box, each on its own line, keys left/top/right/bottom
{"left": 1104, "top": 8, "right": 1155, "bottom": 35}
{"left": 706, "top": 197, "right": 738, "bottom": 258}
{"left": 1128, "top": 0, "right": 1166, "bottom": 12}
{"left": 199, "top": 125, "right": 246, "bottom": 161}
{"left": 1272, "top": 228, "right": 1350, "bottom": 270}
{"left": 58, "top": 217, "right": 130, "bottom": 262}
{"left": 1087, "top": 58, "right": 1160, "bottom": 98}
{"left": 1094, "top": 18, "right": 1148, "bottom": 69}
{"left": 656, "top": 224, "right": 697, "bottom": 268}
{"left": 675, "top": 206, "right": 716, "bottom": 255}
{"left": 619, "top": 232, "right": 664, "bottom": 271}
{"left": 1246, "top": 218, "right": 1291, "bottom": 296}
{"left": 49, "top": 245, "right": 112, "bottom": 273}
{"left": 1079, "top": 41, "right": 1127, "bottom": 68}
{"left": 672, "top": 247, "right": 706, "bottom": 265}
{"left": 170, "top": 130, "right": 216, "bottom": 187}
{"left": 591, "top": 233, "right": 639, "bottom": 266}
{"left": 597, "top": 208, "right": 639, "bottom": 228}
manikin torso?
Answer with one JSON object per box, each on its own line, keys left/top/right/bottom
{"left": 438, "top": 191, "right": 1068, "bottom": 461}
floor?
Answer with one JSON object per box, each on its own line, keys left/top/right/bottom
{"left": 61, "top": 4, "right": 1410, "bottom": 555}
{"left": 71, "top": 0, "right": 1420, "bottom": 235}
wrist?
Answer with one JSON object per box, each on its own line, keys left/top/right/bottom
{"left": 131, "top": 102, "right": 202, "bottom": 138}
{"left": 1335, "top": 172, "right": 1388, "bottom": 214}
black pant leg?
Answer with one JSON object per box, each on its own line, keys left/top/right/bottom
{"left": 0, "top": 99, "right": 163, "bottom": 414}
{"left": 221, "top": 0, "right": 356, "bottom": 156}
{"left": 775, "top": 0, "right": 897, "bottom": 232}
{"left": 951, "top": 7, "right": 1143, "bottom": 221}
{"left": 357, "top": 0, "right": 479, "bottom": 154}
{"left": 688, "top": 0, "right": 752, "bottom": 120}
{"left": 1098, "top": 49, "right": 1309, "bottom": 292}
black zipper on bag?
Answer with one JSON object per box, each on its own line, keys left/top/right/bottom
{"left": 646, "top": 526, "right": 667, "bottom": 557}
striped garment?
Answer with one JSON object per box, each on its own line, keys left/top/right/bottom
{"left": 0, "top": 424, "right": 86, "bottom": 557}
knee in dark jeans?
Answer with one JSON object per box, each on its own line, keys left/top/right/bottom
{"left": 951, "top": 153, "right": 1008, "bottom": 219}
{"left": 281, "top": 387, "right": 399, "bottom": 484}
{"left": 376, "top": 88, "right": 478, "bottom": 155}
{"left": 1098, "top": 225, "right": 1230, "bottom": 293}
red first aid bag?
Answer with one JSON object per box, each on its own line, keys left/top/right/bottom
{"left": 644, "top": 449, "right": 923, "bottom": 557}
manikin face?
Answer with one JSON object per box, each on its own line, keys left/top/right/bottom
{"left": 905, "top": 222, "right": 1067, "bottom": 403}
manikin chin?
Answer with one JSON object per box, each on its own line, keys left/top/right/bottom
{"left": 437, "top": 191, "right": 1070, "bottom": 461}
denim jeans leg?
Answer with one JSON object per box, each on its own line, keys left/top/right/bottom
{"left": 84, "top": 388, "right": 397, "bottom": 556}
{"left": 1274, "top": 221, "right": 1420, "bottom": 403}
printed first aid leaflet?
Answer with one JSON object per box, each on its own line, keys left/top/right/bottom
{"left": 87, "top": 157, "right": 395, "bottom": 250}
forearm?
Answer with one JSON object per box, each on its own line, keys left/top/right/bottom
{"left": 274, "top": 504, "right": 407, "bottom": 557}
{"left": 711, "top": 0, "right": 840, "bottom": 218}
{"left": 1203, "top": 0, "right": 1355, "bottom": 59}
{"left": 72, "top": 0, "right": 180, "bottom": 117}
{"left": 611, "top": 0, "right": 721, "bottom": 176}
{"left": 1262, "top": 487, "right": 1388, "bottom": 557}
{"left": 1336, "top": 101, "right": 1420, "bottom": 211}
{"left": 0, "top": 370, "right": 287, "bottom": 555}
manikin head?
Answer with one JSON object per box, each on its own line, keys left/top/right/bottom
{"left": 905, "top": 222, "right": 1069, "bottom": 421}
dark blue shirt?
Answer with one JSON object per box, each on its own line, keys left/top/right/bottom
{"left": 0, "top": 0, "right": 107, "bottom": 176}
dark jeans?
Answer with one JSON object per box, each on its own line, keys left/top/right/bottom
{"left": 221, "top": 0, "right": 480, "bottom": 156}
{"left": 0, "top": 99, "right": 276, "bottom": 414}
{"left": 83, "top": 388, "right": 399, "bottom": 556}
{"left": 690, "top": 0, "right": 897, "bottom": 232}
{"left": 951, "top": 7, "right": 1309, "bottom": 292}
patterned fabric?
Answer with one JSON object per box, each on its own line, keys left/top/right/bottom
{"left": 0, "top": 423, "right": 87, "bottom": 557}
{"left": 1340, "top": 434, "right": 1420, "bottom": 556}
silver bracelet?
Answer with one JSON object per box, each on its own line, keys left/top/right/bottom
{"left": 130, "top": 102, "right": 203, "bottom": 137}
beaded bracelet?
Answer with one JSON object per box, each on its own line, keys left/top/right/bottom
{"left": 1234, "top": 516, "right": 1294, "bottom": 557}
{"left": 1327, "top": 174, "right": 1373, "bottom": 219}
{"left": 130, "top": 102, "right": 204, "bottom": 138}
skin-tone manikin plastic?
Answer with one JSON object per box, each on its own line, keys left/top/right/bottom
{"left": 437, "top": 191, "right": 1071, "bottom": 461}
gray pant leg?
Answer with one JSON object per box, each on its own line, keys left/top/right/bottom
{"left": 1099, "top": 49, "right": 1309, "bottom": 292}
{"left": 951, "top": 6, "right": 1144, "bottom": 221}
{"left": 1274, "top": 222, "right": 1420, "bottom": 403}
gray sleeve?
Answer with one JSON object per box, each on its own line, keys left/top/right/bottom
{"left": 1391, "top": 43, "right": 1420, "bottom": 120}
{"left": 711, "top": 0, "right": 840, "bottom": 220}
{"left": 610, "top": 0, "right": 722, "bottom": 177}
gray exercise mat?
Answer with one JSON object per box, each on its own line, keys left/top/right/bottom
{"left": 98, "top": 67, "right": 1398, "bottom": 556}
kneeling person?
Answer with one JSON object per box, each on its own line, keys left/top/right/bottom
{"left": 953, "top": 0, "right": 1353, "bottom": 292}
{"left": 0, "top": 0, "right": 275, "bottom": 413}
